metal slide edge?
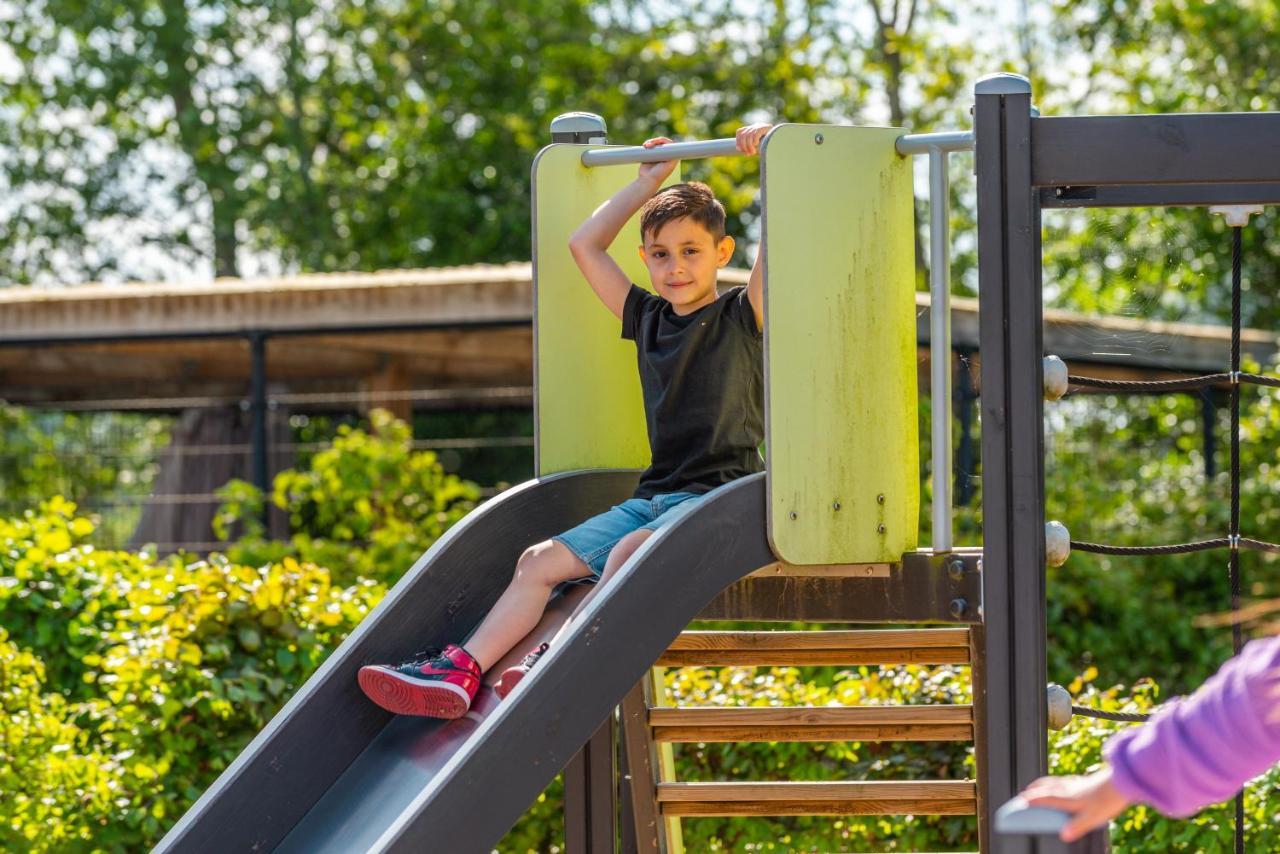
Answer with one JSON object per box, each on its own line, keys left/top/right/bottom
{"left": 154, "top": 468, "right": 639, "bottom": 854}
{"left": 373, "top": 472, "right": 774, "bottom": 853}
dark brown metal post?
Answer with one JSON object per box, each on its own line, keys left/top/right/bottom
{"left": 564, "top": 716, "right": 618, "bottom": 854}
{"left": 969, "top": 624, "right": 990, "bottom": 853}
{"left": 975, "top": 71, "right": 1049, "bottom": 854}
{"left": 247, "top": 331, "right": 270, "bottom": 529}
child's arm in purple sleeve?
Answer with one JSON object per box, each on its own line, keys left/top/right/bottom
{"left": 1104, "top": 636, "right": 1280, "bottom": 817}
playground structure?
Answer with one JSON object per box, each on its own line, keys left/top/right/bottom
{"left": 153, "top": 74, "right": 1279, "bottom": 853}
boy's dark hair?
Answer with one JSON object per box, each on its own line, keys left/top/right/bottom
{"left": 639, "top": 181, "right": 726, "bottom": 244}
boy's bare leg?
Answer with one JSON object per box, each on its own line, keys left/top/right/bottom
{"left": 548, "top": 529, "right": 654, "bottom": 647}
{"left": 464, "top": 540, "right": 592, "bottom": 671}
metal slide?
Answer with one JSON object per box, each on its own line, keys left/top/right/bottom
{"left": 156, "top": 471, "right": 774, "bottom": 853}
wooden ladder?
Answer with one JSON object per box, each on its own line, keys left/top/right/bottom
{"left": 621, "top": 625, "right": 984, "bottom": 852}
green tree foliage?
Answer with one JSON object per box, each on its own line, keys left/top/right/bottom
{"left": 0, "top": 0, "right": 880, "bottom": 283}
{"left": 1042, "top": 0, "right": 1280, "bottom": 327}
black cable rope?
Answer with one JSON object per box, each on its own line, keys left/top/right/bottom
{"left": 1229, "top": 226, "right": 1245, "bottom": 854}
{"left": 1069, "top": 373, "right": 1230, "bottom": 392}
{"left": 1056, "top": 224, "right": 1258, "bottom": 852}
{"left": 1067, "top": 372, "right": 1280, "bottom": 392}
{"left": 1069, "top": 538, "right": 1229, "bottom": 556}
{"left": 1070, "top": 536, "right": 1280, "bottom": 556}
{"left": 1070, "top": 705, "right": 1150, "bottom": 724}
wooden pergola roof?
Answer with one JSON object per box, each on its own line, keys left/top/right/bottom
{"left": 1, "top": 263, "right": 1276, "bottom": 410}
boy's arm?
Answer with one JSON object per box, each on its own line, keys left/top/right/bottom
{"left": 747, "top": 246, "right": 764, "bottom": 331}
{"left": 568, "top": 138, "right": 677, "bottom": 320}
{"left": 736, "top": 123, "right": 773, "bottom": 332}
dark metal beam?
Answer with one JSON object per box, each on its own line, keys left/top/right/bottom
{"left": 697, "top": 551, "right": 982, "bottom": 623}
{"left": 564, "top": 718, "right": 617, "bottom": 854}
{"left": 976, "top": 72, "right": 1050, "bottom": 854}
{"left": 1040, "top": 182, "right": 1280, "bottom": 209}
{"left": 0, "top": 318, "right": 528, "bottom": 348}
{"left": 1031, "top": 113, "right": 1280, "bottom": 187}
{"left": 248, "top": 332, "right": 270, "bottom": 511}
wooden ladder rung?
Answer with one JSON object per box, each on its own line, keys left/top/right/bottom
{"left": 657, "top": 629, "right": 971, "bottom": 667}
{"left": 648, "top": 705, "right": 973, "bottom": 743}
{"left": 656, "top": 780, "right": 977, "bottom": 816}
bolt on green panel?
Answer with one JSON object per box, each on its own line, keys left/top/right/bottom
{"left": 762, "top": 124, "right": 920, "bottom": 564}
{"left": 531, "top": 145, "right": 680, "bottom": 475}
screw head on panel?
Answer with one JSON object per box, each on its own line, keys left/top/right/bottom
{"left": 947, "top": 558, "right": 966, "bottom": 581}
{"left": 814, "top": 133, "right": 824, "bottom": 145}
{"left": 876, "top": 494, "right": 886, "bottom": 504}
{"left": 948, "top": 598, "right": 968, "bottom": 620}
{"left": 832, "top": 500, "right": 841, "bottom": 511}
{"left": 1043, "top": 355, "right": 1069, "bottom": 401}
{"left": 877, "top": 524, "right": 887, "bottom": 534}
{"left": 789, "top": 511, "right": 798, "bottom": 521}
{"left": 1045, "top": 520, "right": 1071, "bottom": 567}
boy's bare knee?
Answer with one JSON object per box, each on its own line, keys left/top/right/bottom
{"left": 600, "top": 529, "right": 654, "bottom": 582}
{"left": 514, "top": 539, "right": 588, "bottom": 587}
{"left": 618, "top": 528, "right": 653, "bottom": 555}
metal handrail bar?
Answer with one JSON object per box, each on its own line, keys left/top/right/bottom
{"left": 580, "top": 138, "right": 742, "bottom": 167}
{"left": 897, "top": 128, "right": 974, "bottom": 552}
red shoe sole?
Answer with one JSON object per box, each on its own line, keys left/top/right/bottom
{"left": 357, "top": 666, "right": 471, "bottom": 719}
{"left": 494, "top": 667, "right": 526, "bottom": 700}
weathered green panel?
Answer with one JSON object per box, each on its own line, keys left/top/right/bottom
{"left": 531, "top": 145, "right": 679, "bottom": 475}
{"left": 762, "top": 124, "right": 919, "bottom": 564}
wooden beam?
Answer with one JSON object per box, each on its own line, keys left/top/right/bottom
{"left": 655, "top": 781, "right": 976, "bottom": 816}
{"left": 648, "top": 705, "right": 974, "bottom": 743}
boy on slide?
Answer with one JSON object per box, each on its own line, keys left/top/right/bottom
{"left": 358, "top": 123, "right": 774, "bottom": 718}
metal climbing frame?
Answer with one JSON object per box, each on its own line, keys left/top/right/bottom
{"left": 975, "top": 72, "right": 1280, "bottom": 853}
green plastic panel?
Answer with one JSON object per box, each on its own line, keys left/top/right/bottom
{"left": 532, "top": 145, "right": 679, "bottom": 475}
{"left": 762, "top": 124, "right": 919, "bottom": 564}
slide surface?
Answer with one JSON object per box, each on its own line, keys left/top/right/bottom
{"left": 156, "top": 470, "right": 774, "bottom": 853}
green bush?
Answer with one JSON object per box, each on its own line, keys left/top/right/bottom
{"left": 0, "top": 629, "right": 119, "bottom": 851}
{"left": 4, "top": 406, "right": 1275, "bottom": 852}
{"left": 215, "top": 409, "right": 479, "bottom": 587}
{"left": 0, "top": 502, "right": 380, "bottom": 850}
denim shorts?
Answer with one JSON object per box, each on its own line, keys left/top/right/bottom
{"left": 553, "top": 491, "right": 705, "bottom": 579}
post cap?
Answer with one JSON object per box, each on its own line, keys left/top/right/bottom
{"left": 975, "top": 73, "right": 1032, "bottom": 96}
{"left": 550, "top": 112, "right": 608, "bottom": 144}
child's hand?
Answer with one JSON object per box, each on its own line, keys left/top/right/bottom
{"left": 638, "top": 137, "right": 678, "bottom": 184}
{"left": 1021, "top": 767, "right": 1131, "bottom": 843}
{"left": 735, "top": 123, "right": 773, "bottom": 155}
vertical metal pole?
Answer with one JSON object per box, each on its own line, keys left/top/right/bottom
{"left": 565, "top": 717, "right": 618, "bottom": 854}
{"left": 248, "top": 331, "right": 270, "bottom": 528}
{"left": 975, "top": 72, "right": 1049, "bottom": 854}
{"left": 969, "top": 624, "right": 990, "bottom": 854}
{"left": 930, "top": 147, "right": 954, "bottom": 551}
{"left": 956, "top": 348, "right": 978, "bottom": 506}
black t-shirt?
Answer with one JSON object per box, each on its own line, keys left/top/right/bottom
{"left": 621, "top": 283, "right": 765, "bottom": 499}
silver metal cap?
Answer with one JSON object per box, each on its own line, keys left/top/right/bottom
{"left": 550, "top": 112, "right": 608, "bottom": 144}
{"left": 975, "top": 73, "right": 1032, "bottom": 95}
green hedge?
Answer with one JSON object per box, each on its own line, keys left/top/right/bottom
{"left": 2, "top": 409, "right": 1276, "bottom": 851}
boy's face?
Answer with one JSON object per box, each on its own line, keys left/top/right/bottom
{"left": 638, "top": 217, "right": 734, "bottom": 314}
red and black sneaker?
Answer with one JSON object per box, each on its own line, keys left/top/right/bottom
{"left": 358, "top": 644, "right": 481, "bottom": 719}
{"left": 495, "top": 642, "right": 550, "bottom": 700}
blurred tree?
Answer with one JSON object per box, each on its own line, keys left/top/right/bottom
{"left": 1043, "top": 0, "right": 1280, "bottom": 327}
{"left": 0, "top": 0, "right": 984, "bottom": 283}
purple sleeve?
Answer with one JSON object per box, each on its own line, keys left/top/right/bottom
{"left": 1104, "top": 636, "right": 1280, "bottom": 817}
